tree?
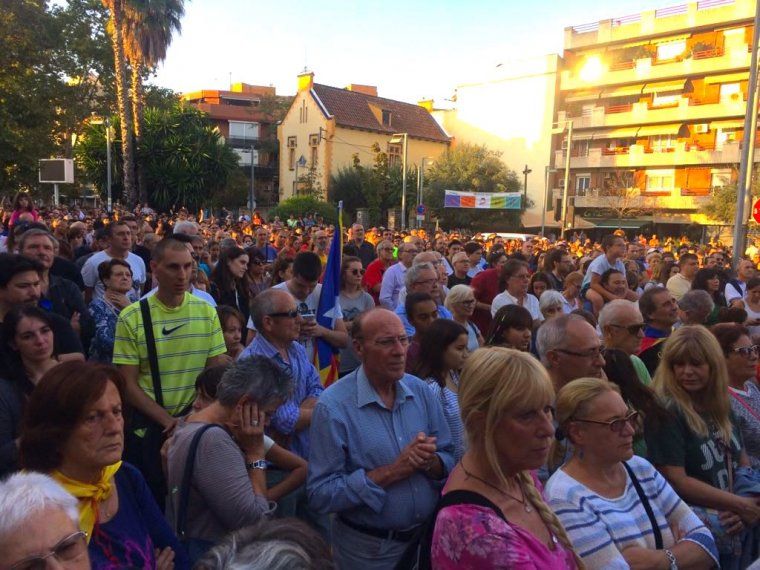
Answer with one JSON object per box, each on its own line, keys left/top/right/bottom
{"left": 591, "top": 171, "right": 656, "bottom": 219}
{"left": 76, "top": 104, "right": 240, "bottom": 212}
{"left": 424, "top": 143, "right": 526, "bottom": 230}
{"left": 268, "top": 196, "right": 338, "bottom": 225}
{"left": 700, "top": 176, "right": 760, "bottom": 225}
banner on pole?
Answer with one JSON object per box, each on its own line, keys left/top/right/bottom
{"left": 444, "top": 190, "right": 521, "bottom": 209}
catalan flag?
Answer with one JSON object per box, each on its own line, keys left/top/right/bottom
{"left": 313, "top": 202, "right": 343, "bottom": 386}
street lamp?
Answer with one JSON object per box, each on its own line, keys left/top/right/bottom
{"left": 90, "top": 115, "right": 113, "bottom": 214}
{"left": 242, "top": 123, "right": 258, "bottom": 213}
{"left": 541, "top": 166, "right": 557, "bottom": 238}
{"left": 416, "top": 157, "right": 434, "bottom": 229}
{"left": 389, "top": 133, "right": 408, "bottom": 229}
{"left": 551, "top": 120, "right": 574, "bottom": 237}
{"left": 522, "top": 164, "right": 532, "bottom": 204}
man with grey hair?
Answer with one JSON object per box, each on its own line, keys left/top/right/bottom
{"left": 599, "top": 299, "right": 651, "bottom": 384}
{"left": 678, "top": 289, "right": 715, "bottom": 326}
{"left": 173, "top": 219, "right": 199, "bottom": 237}
{"left": 343, "top": 223, "right": 376, "bottom": 268}
{"left": 0, "top": 472, "right": 90, "bottom": 569}
{"left": 379, "top": 241, "right": 419, "bottom": 309}
{"left": 363, "top": 239, "right": 395, "bottom": 305}
{"left": 536, "top": 313, "right": 605, "bottom": 390}
{"left": 394, "top": 262, "right": 452, "bottom": 335}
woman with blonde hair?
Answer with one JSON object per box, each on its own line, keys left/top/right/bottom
{"left": 428, "top": 347, "right": 579, "bottom": 569}
{"left": 545, "top": 378, "right": 717, "bottom": 569}
{"left": 444, "top": 284, "right": 484, "bottom": 352}
{"left": 646, "top": 325, "right": 760, "bottom": 569}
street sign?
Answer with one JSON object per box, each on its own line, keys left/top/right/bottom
{"left": 416, "top": 204, "right": 426, "bottom": 215}
{"left": 754, "top": 199, "right": 760, "bottom": 224}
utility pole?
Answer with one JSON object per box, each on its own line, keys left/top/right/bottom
{"left": 561, "top": 121, "right": 574, "bottom": 238}
{"left": 522, "top": 164, "right": 532, "bottom": 205}
{"left": 732, "top": 0, "right": 760, "bottom": 269}
{"left": 106, "top": 117, "right": 112, "bottom": 214}
{"left": 249, "top": 144, "right": 256, "bottom": 212}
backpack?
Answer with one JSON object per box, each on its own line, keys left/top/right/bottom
{"left": 394, "top": 489, "right": 507, "bottom": 570}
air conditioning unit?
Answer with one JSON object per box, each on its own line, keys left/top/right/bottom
{"left": 694, "top": 124, "right": 709, "bottom": 134}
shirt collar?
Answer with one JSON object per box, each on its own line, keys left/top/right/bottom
{"left": 356, "top": 366, "right": 414, "bottom": 410}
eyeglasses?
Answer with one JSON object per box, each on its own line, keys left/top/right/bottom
{"left": 251, "top": 260, "right": 266, "bottom": 266}
{"left": 10, "top": 530, "right": 88, "bottom": 570}
{"left": 732, "top": 345, "right": 760, "bottom": 358}
{"left": 350, "top": 268, "right": 366, "bottom": 276}
{"left": 609, "top": 323, "right": 645, "bottom": 336}
{"left": 459, "top": 299, "right": 476, "bottom": 305}
{"left": 555, "top": 347, "right": 604, "bottom": 359}
{"left": 414, "top": 278, "right": 437, "bottom": 287}
{"left": 267, "top": 310, "right": 299, "bottom": 319}
{"left": 363, "top": 335, "right": 411, "bottom": 347}
{"left": 573, "top": 411, "right": 639, "bottom": 433}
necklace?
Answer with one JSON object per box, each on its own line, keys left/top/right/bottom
{"left": 460, "top": 460, "right": 532, "bottom": 513}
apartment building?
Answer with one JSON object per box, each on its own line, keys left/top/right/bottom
{"left": 182, "top": 83, "right": 286, "bottom": 207}
{"left": 278, "top": 71, "right": 450, "bottom": 202}
{"left": 552, "top": 0, "right": 757, "bottom": 234}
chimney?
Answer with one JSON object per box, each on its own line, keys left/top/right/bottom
{"left": 345, "top": 84, "right": 378, "bottom": 97}
{"left": 297, "top": 70, "right": 314, "bottom": 92}
{"left": 418, "top": 98, "right": 434, "bottom": 112}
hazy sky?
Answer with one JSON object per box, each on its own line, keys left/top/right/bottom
{"left": 153, "top": 0, "right": 678, "bottom": 103}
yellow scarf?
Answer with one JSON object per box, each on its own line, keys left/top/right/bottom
{"left": 51, "top": 462, "right": 122, "bottom": 542}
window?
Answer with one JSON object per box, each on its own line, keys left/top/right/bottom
{"left": 581, "top": 104, "right": 595, "bottom": 117}
{"left": 720, "top": 83, "right": 741, "bottom": 101}
{"left": 309, "top": 134, "right": 319, "bottom": 168}
{"left": 382, "top": 110, "right": 392, "bottom": 127}
{"left": 388, "top": 143, "right": 402, "bottom": 167}
{"left": 573, "top": 140, "right": 590, "bottom": 157}
{"left": 651, "top": 134, "right": 675, "bottom": 152}
{"left": 645, "top": 169, "right": 675, "bottom": 192}
{"left": 652, "top": 93, "right": 679, "bottom": 107}
{"left": 575, "top": 175, "right": 591, "bottom": 194}
{"left": 656, "top": 40, "right": 685, "bottom": 60}
{"left": 716, "top": 128, "right": 740, "bottom": 150}
{"left": 299, "top": 100, "right": 309, "bottom": 123}
{"left": 287, "top": 137, "right": 297, "bottom": 170}
{"left": 228, "top": 122, "right": 259, "bottom": 141}
{"left": 711, "top": 169, "right": 732, "bottom": 189}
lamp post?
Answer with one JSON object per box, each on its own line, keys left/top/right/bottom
{"left": 390, "top": 133, "right": 409, "bottom": 229}
{"left": 522, "top": 164, "right": 532, "bottom": 204}
{"left": 90, "top": 115, "right": 113, "bottom": 214}
{"left": 243, "top": 123, "right": 258, "bottom": 213}
{"left": 541, "top": 166, "right": 557, "bottom": 238}
{"left": 551, "top": 120, "right": 574, "bottom": 238}
{"left": 417, "top": 157, "right": 434, "bottom": 229}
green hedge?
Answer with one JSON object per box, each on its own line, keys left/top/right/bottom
{"left": 267, "top": 196, "right": 344, "bottom": 225}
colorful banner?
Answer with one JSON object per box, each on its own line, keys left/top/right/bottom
{"left": 444, "top": 190, "right": 521, "bottom": 210}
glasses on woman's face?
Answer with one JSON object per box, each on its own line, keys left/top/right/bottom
{"left": 350, "top": 268, "right": 366, "bottom": 276}
{"left": 731, "top": 345, "right": 760, "bottom": 358}
{"left": 10, "top": 530, "right": 88, "bottom": 570}
{"left": 573, "top": 410, "right": 639, "bottom": 433}
{"left": 459, "top": 299, "right": 476, "bottom": 306}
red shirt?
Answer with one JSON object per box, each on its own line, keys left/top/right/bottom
{"left": 363, "top": 258, "right": 391, "bottom": 305}
{"left": 471, "top": 268, "right": 501, "bottom": 334}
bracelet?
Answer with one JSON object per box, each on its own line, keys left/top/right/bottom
{"left": 664, "top": 549, "right": 677, "bottom": 570}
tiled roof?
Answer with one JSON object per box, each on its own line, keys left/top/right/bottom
{"left": 312, "top": 84, "right": 450, "bottom": 143}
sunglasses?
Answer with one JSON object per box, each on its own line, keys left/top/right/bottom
{"left": 350, "top": 268, "right": 366, "bottom": 276}
{"left": 732, "top": 345, "right": 760, "bottom": 358}
{"left": 573, "top": 410, "right": 639, "bottom": 433}
{"left": 608, "top": 323, "right": 645, "bottom": 336}
{"left": 267, "top": 310, "right": 299, "bottom": 319}
{"left": 251, "top": 260, "right": 266, "bottom": 266}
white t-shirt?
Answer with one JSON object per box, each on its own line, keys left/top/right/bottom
{"left": 81, "top": 250, "right": 146, "bottom": 301}
{"left": 726, "top": 280, "right": 747, "bottom": 305}
{"left": 581, "top": 255, "right": 627, "bottom": 289}
{"left": 491, "top": 291, "right": 543, "bottom": 321}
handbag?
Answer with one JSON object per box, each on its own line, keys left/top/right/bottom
{"left": 623, "top": 461, "right": 663, "bottom": 549}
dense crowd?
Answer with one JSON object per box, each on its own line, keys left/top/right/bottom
{"left": 2, "top": 190, "right": 760, "bottom": 569}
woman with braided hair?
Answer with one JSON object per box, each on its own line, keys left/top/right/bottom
{"left": 429, "top": 347, "right": 580, "bottom": 569}
{"left": 545, "top": 377, "right": 717, "bottom": 569}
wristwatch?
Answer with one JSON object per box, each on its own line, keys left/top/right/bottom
{"left": 664, "top": 549, "right": 678, "bottom": 570}
{"left": 245, "top": 459, "right": 267, "bottom": 471}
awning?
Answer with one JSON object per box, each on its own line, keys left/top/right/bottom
{"left": 599, "top": 84, "right": 645, "bottom": 99}
{"left": 565, "top": 90, "right": 602, "bottom": 103}
{"left": 580, "top": 217, "right": 650, "bottom": 229}
{"left": 653, "top": 214, "right": 693, "bottom": 224}
{"left": 642, "top": 79, "right": 687, "bottom": 94}
{"left": 637, "top": 123, "right": 687, "bottom": 137}
{"left": 595, "top": 127, "right": 640, "bottom": 139}
{"left": 705, "top": 72, "right": 748, "bottom": 84}
{"left": 571, "top": 131, "right": 595, "bottom": 141}
{"left": 710, "top": 119, "right": 745, "bottom": 130}
{"left": 654, "top": 34, "right": 690, "bottom": 44}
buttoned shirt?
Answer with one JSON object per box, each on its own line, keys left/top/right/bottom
{"left": 379, "top": 262, "right": 408, "bottom": 309}
{"left": 491, "top": 290, "right": 543, "bottom": 321}
{"left": 307, "top": 366, "right": 455, "bottom": 531}
{"left": 240, "top": 333, "right": 323, "bottom": 459}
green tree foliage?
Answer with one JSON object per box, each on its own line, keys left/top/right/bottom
{"left": 423, "top": 143, "right": 526, "bottom": 230}
{"left": 76, "top": 104, "right": 239, "bottom": 212}
{"left": 268, "top": 197, "right": 339, "bottom": 225}
{"left": 700, "top": 178, "right": 760, "bottom": 225}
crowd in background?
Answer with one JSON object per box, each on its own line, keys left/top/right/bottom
{"left": 3, "top": 191, "right": 760, "bottom": 569}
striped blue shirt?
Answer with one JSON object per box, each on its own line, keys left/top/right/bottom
{"left": 545, "top": 455, "right": 718, "bottom": 568}
{"left": 425, "top": 374, "right": 465, "bottom": 462}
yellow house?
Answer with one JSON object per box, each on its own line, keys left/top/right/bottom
{"left": 278, "top": 71, "right": 450, "bottom": 201}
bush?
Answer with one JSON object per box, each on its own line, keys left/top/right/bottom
{"left": 268, "top": 196, "right": 340, "bottom": 225}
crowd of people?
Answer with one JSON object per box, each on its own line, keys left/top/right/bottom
{"left": 2, "top": 191, "right": 760, "bottom": 569}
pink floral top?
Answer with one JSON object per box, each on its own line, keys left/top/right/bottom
{"left": 430, "top": 472, "right": 577, "bottom": 569}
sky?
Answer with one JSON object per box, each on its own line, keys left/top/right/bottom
{"left": 152, "top": 0, "right": 679, "bottom": 104}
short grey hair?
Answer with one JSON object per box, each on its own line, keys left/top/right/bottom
{"left": 0, "top": 472, "right": 79, "bottom": 541}
{"left": 194, "top": 518, "right": 334, "bottom": 570}
{"left": 173, "top": 220, "right": 199, "bottom": 236}
{"left": 598, "top": 300, "right": 641, "bottom": 330}
{"left": 405, "top": 262, "right": 434, "bottom": 288}
{"left": 678, "top": 289, "right": 715, "bottom": 316}
{"left": 18, "top": 228, "right": 58, "bottom": 252}
{"left": 375, "top": 240, "right": 392, "bottom": 254}
{"left": 444, "top": 284, "right": 474, "bottom": 311}
{"left": 539, "top": 290, "right": 564, "bottom": 313}
{"left": 251, "top": 288, "right": 293, "bottom": 331}
{"left": 412, "top": 252, "right": 437, "bottom": 266}
{"left": 216, "top": 356, "right": 292, "bottom": 408}
{"left": 536, "top": 314, "right": 588, "bottom": 366}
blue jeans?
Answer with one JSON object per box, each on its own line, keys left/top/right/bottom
{"left": 332, "top": 517, "right": 411, "bottom": 570}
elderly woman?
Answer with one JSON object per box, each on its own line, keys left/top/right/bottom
{"left": 19, "top": 361, "right": 186, "bottom": 569}
{"left": 712, "top": 323, "right": 760, "bottom": 470}
{"left": 677, "top": 289, "right": 715, "bottom": 326}
{"left": 646, "top": 325, "right": 760, "bottom": 569}
{"left": 546, "top": 377, "right": 718, "bottom": 569}
{"left": 491, "top": 259, "right": 542, "bottom": 327}
{"left": 0, "top": 472, "right": 90, "bottom": 570}
{"left": 166, "top": 357, "right": 292, "bottom": 562}
{"left": 428, "top": 348, "right": 579, "bottom": 568}
{"left": 0, "top": 306, "right": 62, "bottom": 476}
{"left": 445, "top": 284, "right": 484, "bottom": 352}
{"left": 540, "top": 290, "right": 565, "bottom": 321}
{"left": 88, "top": 259, "right": 133, "bottom": 363}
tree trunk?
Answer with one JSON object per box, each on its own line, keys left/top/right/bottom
{"left": 109, "top": 1, "right": 137, "bottom": 208}
{"left": 130, "top": 62, "right": 148, "bottom": 204}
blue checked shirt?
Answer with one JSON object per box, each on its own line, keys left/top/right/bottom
{"left": 307, "top": 366, "right": 455, "bottom": 531}
{"left": 239, "top": 334, "right": 323, "bottom": 459}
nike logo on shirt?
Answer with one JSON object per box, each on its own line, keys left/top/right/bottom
{"left": 162, "top": 323, "right": 186, "bottom": 335}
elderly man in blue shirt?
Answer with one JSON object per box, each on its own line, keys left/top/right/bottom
{"left": 307, "top": 308, "right": 455, "bottom": 569}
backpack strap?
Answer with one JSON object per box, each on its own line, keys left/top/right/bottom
{"left": 176, "top": 423, "right": 221, "bottom": 540}
{"left": 623, "top": 461, "right": 663, "bottom": 549}
{"left": 140, "top": 298, "right": 163, "bottom": 408}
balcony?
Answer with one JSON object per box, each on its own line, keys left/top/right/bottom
{"left": 560, "top": 45, "right": 751, "bottom": 91}
{"left": 558, "top": 95, "right": 746, "bottom": 129}
{"left": 554, "top": 141, "right": 748, "bottom": 168}
{"left": 226, "top": 136, "right": 260, "bottom": 148}
{"left": 571, "top": 190, "right": 711, "bottom": 210}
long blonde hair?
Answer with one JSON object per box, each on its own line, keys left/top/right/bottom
{"left": 459, "top": 347, "right": 582, "bottom": 567}
{"left": 653, "top": 325, "right": 733, "bottom": 443}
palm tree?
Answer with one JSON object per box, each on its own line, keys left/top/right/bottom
{"left": 123, "top": 0, "right": 184, "bottom": 204}
{"left": 102, "top": 0, "right": 137, "bottom": 206}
